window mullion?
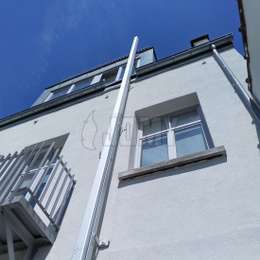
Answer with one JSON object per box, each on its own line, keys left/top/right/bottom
{"left": 166, "top": 116, "right": 175, "bottom": 160}
{"left": 167, "top": 130, "right": 176, "bottom": 159}
{"left": 135, "top": 128, "right": 143, "bottom": 167}
{"left": 67, "top": 84, "right": 75, "bottom": 93}
{"left": 200, "top": 123, "right": 210, "bottom": 149}
{"left": 45, "top": 92, "right": 53, "bottom": 102}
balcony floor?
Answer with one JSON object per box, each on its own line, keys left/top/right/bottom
{"left": 0, "top": 196, "right": 57, "bottom": 255}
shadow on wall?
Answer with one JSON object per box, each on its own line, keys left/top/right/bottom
{"left": 118, "top": 155, "right": 227, "bottom": 188}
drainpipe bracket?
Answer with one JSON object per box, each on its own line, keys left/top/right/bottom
{"left": 94, "top": 236, "right": 110, "bottom": 250}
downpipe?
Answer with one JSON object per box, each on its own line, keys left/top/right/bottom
{"left": 71, "top": 36, "right": 139, "bottom": 260}
{"left": 212, "top": 44, "right": 260, "bottom": 124}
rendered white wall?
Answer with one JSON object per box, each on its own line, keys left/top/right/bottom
{"left": 0, "top": 89, "right": 118, "bottom": 260}
{"left": 0, "top": 48, "right": 258, "bottom": 260}
{"left": 97, "top": 48, "right": 260, "bottom": 260}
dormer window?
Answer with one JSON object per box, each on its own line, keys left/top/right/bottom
{"left": 42, "top": 59, "right": 142, "bottom": 103}
{"left": 73, "top": 77, "right": 93, "bottom": 92}
{"left": 48, "top": 86, "right": 71, "bottom": 101}
{"left": 100, "top": 68, "right": 119, "bottom": 85}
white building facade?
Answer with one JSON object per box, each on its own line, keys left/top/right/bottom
{"left": 0, "top": 34, "right": 260, "bottom": 260}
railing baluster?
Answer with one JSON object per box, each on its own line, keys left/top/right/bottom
{"left": 45, "top": 164, "right": 66, "bottom": 211}
{"left": 59, "top": 159, "right": 74, "bottom": 179}
{"left": 39, "top": 156, "right": 62, "bottom": 204}
{"left": 2, "top": 158, "right": 28, "bottom": 203}
{"left": 54, "top": 176, "right": 75, "bottom": 226}
{"left": 0, "top": 153, "right": 25, "bottom": 203}
{"left": 0, "top": 153, "right": 10, "bottom": 171}
{"left": 50, "top": 171, "right": 69, "bottom": 218}
{"left": 0, "top": 153, "right": 16, "bottom": 179}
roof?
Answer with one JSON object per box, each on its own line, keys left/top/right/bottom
{"left": 136, "top": 33, "right": 233, "bottom": 76}
{"left": 0, "top": 34, "right": 234, "bottom": 130}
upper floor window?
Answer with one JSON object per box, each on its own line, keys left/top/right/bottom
{"left": 100, "top": 68, "right": 119, "bottom": 85}
{"left": 48, "top": 86, "right": 71, "bottom": 101}
{"left": 73, "top": 77, "right": 93, "bottom": 92}
{"left": 43, "top": 59, "right": 143, "bottom": 103}
{"left": 137, "top": 108, "right": 210, "bottom": 167}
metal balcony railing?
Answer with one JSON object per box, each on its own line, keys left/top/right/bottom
{"left": 0, "top": 150, "right": 75, "bottom": 256}
{"left": 0, "top": 151, "right": 75, "bottom": 228}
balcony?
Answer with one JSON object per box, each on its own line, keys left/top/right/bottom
{"left": 0, "top": 151, "right": 75, "bottom": 259}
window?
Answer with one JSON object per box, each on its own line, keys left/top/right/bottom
{"left": 73, "top": 77, "right": 93, "bottom": 92}
{"left": 48, "top": 86, "right": 71, "bottom": 101}
{"left": 100, "top": 68, "right": 118, "bottom": 85}
{"left": 118, "top": 65, "right": 126, "bottom": 80}
{"left": 137, "top": 108, "right": 209, "bottom": 167}
{"left": 135, "top": 57, "right": 141, "bottom": 68}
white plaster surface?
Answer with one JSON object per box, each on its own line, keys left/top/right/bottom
{"left": 0, "top": 48, "right": 259, "bottom": 259}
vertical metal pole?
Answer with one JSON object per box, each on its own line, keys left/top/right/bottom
{"left": 71, "top": 36, "right": 139, "bottom": 260}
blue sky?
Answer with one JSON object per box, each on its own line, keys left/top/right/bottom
{"left": 0, "top": 0, "right": 243, "bottom": 118}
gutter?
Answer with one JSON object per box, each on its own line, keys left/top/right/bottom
{"left": 212, "top": 44, "right": 260, "bottom": 124}
{"left": 136, "top": 34, "right": 233, "bottom": 77}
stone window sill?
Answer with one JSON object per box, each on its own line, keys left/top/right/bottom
{"left": 118, "top": 146, "right": 226, "bottom": 181}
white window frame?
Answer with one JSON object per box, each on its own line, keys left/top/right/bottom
{"left": 45, "top": 85, "right": 73, "bottom": 102}
{"left": 135, "top": 108, "right": 210, "bottom": 168}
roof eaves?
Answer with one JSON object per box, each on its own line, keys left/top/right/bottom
{"left": 0, "top": 34, "right": 233, "bottom": 130}
{"left": 136, "top": 33, "right": 233, "bottom": 76}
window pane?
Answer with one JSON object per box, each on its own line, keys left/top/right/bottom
{"left": 100, "top": 68, "right": 118, "bottom": 84}
{"left": 49, "top": 86, "right": 70, "bottom": 100}
{"left": 28, "top": 147, "right": 56, "bottom": 170}
{"left": 118, "top": 65, "right": 126, "bottom": 80}
{"left": 143, "top": 117, "right": 167, "bottom": 136}
{"left": 73, "top": 77, "right": 92, "bottom": 91}
{"left": 172, "top": 110, "right": 200, "bottom": 127}
{"left": 175, "top": 125, "right": 207, "bottom": 157}
{"left": 141, "top": 134, "right": 168, "bottom": 167}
